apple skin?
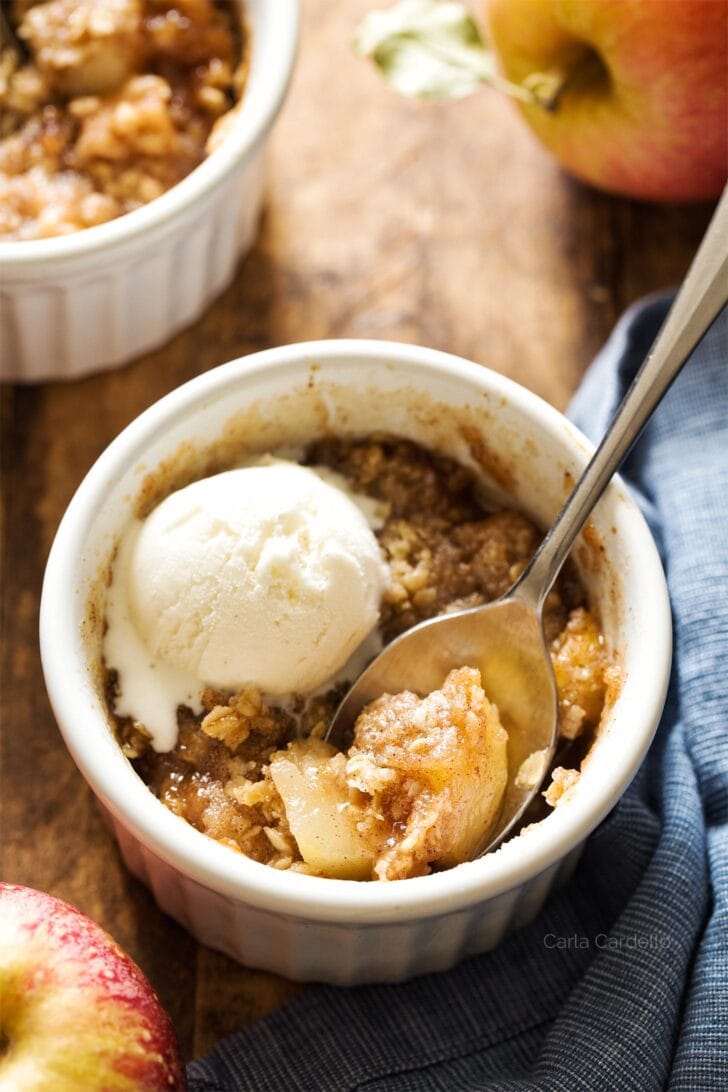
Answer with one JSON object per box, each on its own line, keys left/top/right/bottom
{"left": 484, "top": 0, "right": 728, "bottom": 202}
{"left": 0, "top": 883, "right": 186, "bottom": 1091}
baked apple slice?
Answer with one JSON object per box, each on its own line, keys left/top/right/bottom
{"left": 269, "top": 739, "right": 377, "bottom": 880}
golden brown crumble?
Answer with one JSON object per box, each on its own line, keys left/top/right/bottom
{"left": 543, "top": 766, "right": 580, "bottom": 808}
{"left": 307, "top": 436, "right": 584, "bottom": 645}
{"left": 200, "top": 685, "right": 283, "bottom": 751}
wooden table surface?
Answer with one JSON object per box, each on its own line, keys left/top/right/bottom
{"left": 0, "top": 0, "right": 715, "bottom": 1064}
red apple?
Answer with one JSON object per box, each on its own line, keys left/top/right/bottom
{"left": 484, "top": 0, "right": 728, "bottom": 201}
{"left": 0, "top": 883, "right": 186, "bottom": 1091}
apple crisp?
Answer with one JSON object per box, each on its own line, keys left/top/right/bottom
{"left": 110, "top": 436, "right": 614, "bottom": 880}
{"left": 0, "top": 0, "right": 247, "bottom": 239}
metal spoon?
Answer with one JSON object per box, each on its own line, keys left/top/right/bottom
{"left": 326, "top": 186, "right": 728, "bottom": 858}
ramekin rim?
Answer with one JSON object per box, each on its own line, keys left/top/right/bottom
{"left": 0, "top": 0, "right": 299, "bottom": 265}
{"left": 40, "top": 339, "right": 672, "bottom": 924}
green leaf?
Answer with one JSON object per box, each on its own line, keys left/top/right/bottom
{"left": 355, "top": 0, "right": 535, "bottom": 105}
{"left": 354, "top": 0, "right": 494, "bottom": 101}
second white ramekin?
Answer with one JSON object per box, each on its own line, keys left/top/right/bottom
{"left": 0, "top": 0, "right": 299, "bottom": 383}
{"left": 40, "top": 340, "right": 672, "bottom": 983}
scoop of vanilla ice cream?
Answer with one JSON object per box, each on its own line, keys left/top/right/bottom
{"left": 126, "top": 461, "right": 388, "bottom": 696}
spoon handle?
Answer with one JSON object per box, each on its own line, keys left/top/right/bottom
{"left": 515, "top": 185, "right": 728, "bottom": 610}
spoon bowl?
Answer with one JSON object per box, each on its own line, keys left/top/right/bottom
{"left": 328, "top": 589, "right": 558, "bottom": 854}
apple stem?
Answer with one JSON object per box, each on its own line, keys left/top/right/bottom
{"left": 479, "top": 61, "right": 572, "bottom": 113}
{"left": 483, "top": 69, "right": 537, "bottom": 107}
{"left": 521, "top": 68, "right": 571, "bottom": 112}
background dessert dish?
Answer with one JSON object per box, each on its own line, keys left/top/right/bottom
{"left": 0, "top": 0, "right": 248, "bottom": 240}
{"left": 105, "top": 436, "right": 616, "bottom": 882}
{"left": 0, "top": 0, "right": 298, "bottom": 382}
{"left": 39, "top": 342, "right": 671, "bottom": 981}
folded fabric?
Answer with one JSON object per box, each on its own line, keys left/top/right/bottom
{"left": 187, "top": 297, "right": 727, "bottom": 1092}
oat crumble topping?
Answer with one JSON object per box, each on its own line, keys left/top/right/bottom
{"left": 0, "top": 0, "right": 246, "bottom": 239}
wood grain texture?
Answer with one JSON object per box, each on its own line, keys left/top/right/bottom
{"left": 0, "top": 0, "right": 714, "bottom": 1064}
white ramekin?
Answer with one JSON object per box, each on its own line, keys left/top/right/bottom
{"left": 0, "top": 1, "right": 298, "bottom": 383}
{"left": 40, "top": 341, "right": 672, "bottom": 984}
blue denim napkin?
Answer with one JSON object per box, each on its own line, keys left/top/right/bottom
{"left": 187, "top": 298, "right": 727, "bottom": 1092}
